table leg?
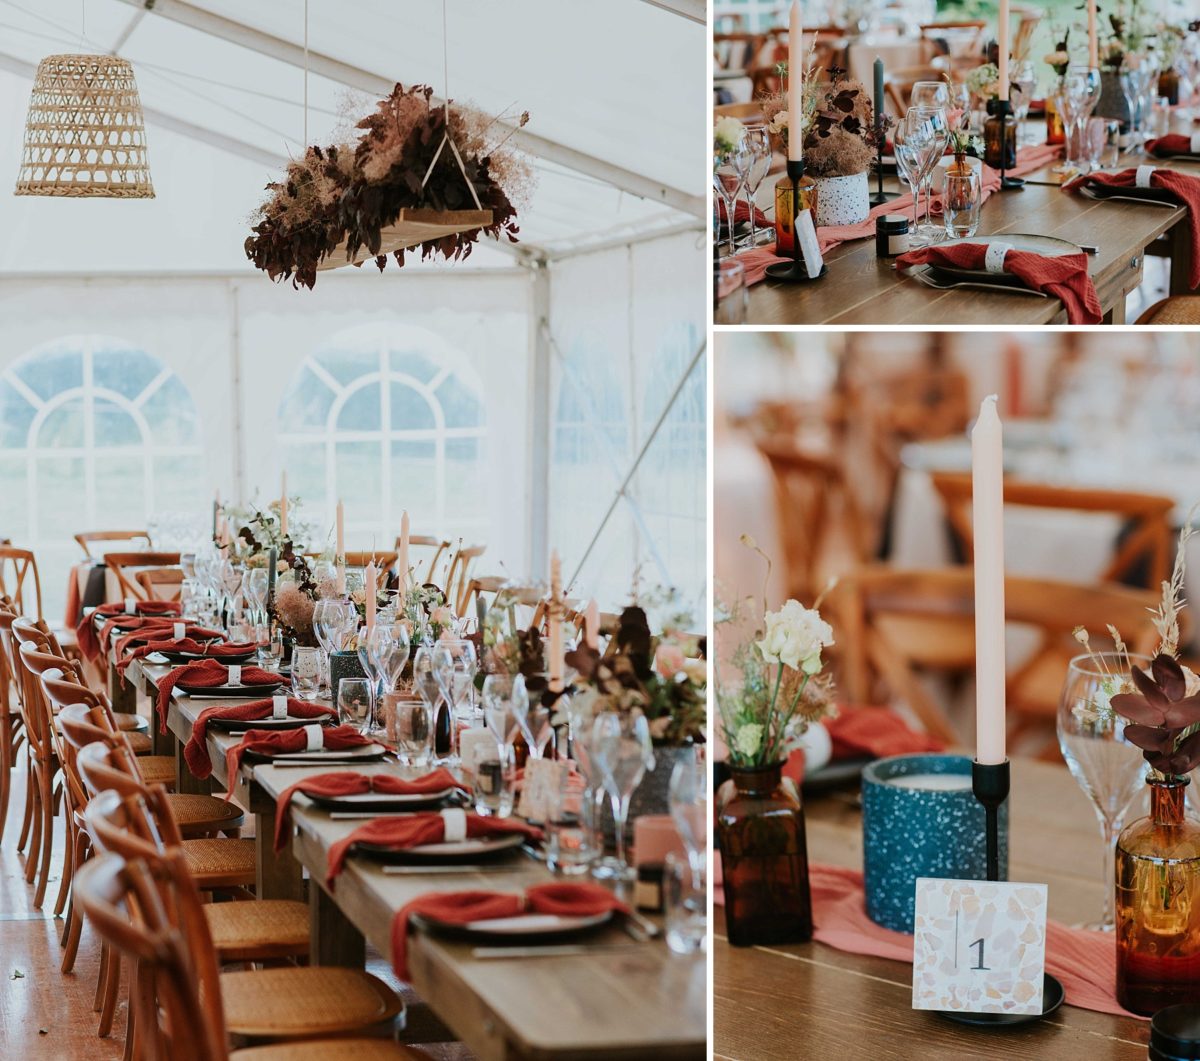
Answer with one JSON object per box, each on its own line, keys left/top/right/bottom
{"left": 108, "top": 663, "right": 136, "bottom": 715}
{"left": 310, "top": 884, "right": 365, "bottom": 967}
{"left": 255, "top": 811, "right": 305, "bottom": 902}
{"left": 1169, "top": 219, "right": 1193, "bottom": 297}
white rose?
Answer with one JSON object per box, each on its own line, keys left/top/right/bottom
{"left": 756, "top": 599, "right": 834, "bottom": 674}
{"left": 734, "top": 723, "right": 763, "bottom": 758}
{"left": 714, "top": 116, "right": 747, "bottom": 152}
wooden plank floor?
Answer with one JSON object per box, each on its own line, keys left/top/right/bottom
{"left": 0, "top": 762, "right": 474, "bottom": 1059}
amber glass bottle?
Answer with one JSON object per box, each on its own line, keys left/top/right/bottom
{"left": 717, "top": 762, "right": 813, "bottom": 947}
{"left": 1115, "top": 777, "right": 1200, "bottom": 1015}
{"left": 773, "top": 172, "right": 818, "bottom": 254}
{"left": 984, "top": 111, "right": 1018, "bottom": 169}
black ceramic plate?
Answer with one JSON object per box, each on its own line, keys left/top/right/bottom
{"left": 1079, "top": 182, "right": 1180, "bottom": 206}
{"left": 305, "top": 787, "right": 460, "bottom": 812}
{"left": 159, "top": 648, "right": 255, "bottom": 664}
{"left": 242, "top": 742, "right": 388, "bottom": 764}
{"left": 410, "top": 909, "right": 612, "bottom": 943}
{"left": 939, "top": 973, "right": 1065, "bottom": 1027}
{"left": 205, "top": 711, "right": 332, "bottom": 731}
{"left": 353, "top": 833, "right": 526, "bottom": 864}
{"left": 177, "top": 680, "right": 283, "bottom": 698}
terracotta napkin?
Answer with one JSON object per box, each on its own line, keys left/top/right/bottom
{"left": 153, "top": 657, "right": 272, "bottom": 731}
{"left": 716, "top": 198, "right": 770, "bottom": 227}
{"left": 77, "top": 600, "right": 180, "bottom": 659}
{"left": 118, "top": 636, "right": 252, "bottom": 676}
{"left": 272, "top": 768, "right": 467, "bottom": 851}
{"left": 1064, "top": 167, "right": 1200, "bottom": 288}
{"left": 895, "top": 242, "right": 1102, "bottom": 324}
{"left": 712, "top": 862, "right": 1141, "bottom": 1020}
{"left": 1144, "top": 134, "right": 1198, "bottom": 158}
{"left": 325, "top": 812, "right": 544, "bottom": 886}
{"left": 112, "top": 621, "right": 224, "bottom": 663}
{"left": 826, "top": 706, "right": 947, "bottom": 762}
{"left": 391, "top": 882, "right": 628, "bottom": 980}
{"left": 222, "top": 722, "right": 368, "bottom": 795}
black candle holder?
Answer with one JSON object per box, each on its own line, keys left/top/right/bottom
{"left": 986, "top": 98, "right": 1025, "bottom": 191}
{"left": 940, "top": 758, "right": 1065, "bottom": 1027}
{"left": 870, "top": 112, "right": 898, "bottom": 207}
{"left": 764, "top": 159, "right": 827, "bottom": 283}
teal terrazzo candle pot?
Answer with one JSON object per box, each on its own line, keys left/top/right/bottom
{"left": 329, "top": 650, "right": 366, "bottom": 707}
{"left": 861, "top": 753, "right": 1007, "bottom": 933}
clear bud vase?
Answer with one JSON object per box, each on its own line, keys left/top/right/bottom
{"left": 1115, "top": 776, "right": 1200, "bottom": 1015}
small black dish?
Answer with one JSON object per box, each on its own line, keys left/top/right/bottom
{"left": 940, "top": 972, "right": 1065, "bottom": 1028}
{"left": 1150, "top": 1002, "right": 1200, "bottom": 1060}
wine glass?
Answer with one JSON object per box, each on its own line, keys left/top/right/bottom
{"left": 590, "top": 709, "right": 655, "bottom": 882}
{"left": 482, "top": 672, "right": 525, "bottom": 755}
{"left": 369, "top": 622, "right": 410, "bottom": 695}
{"left": 907, "top": 107, "right": 948, "bottom": 245}
{"left": 1010, "top": 61, "right": 1037, "bottom": 144}
{"left": 337, "top": 677, "right": 374, "bottom": 734}
{"left": 243, "top": 568, "right": 269, "bottom": 624}
{"left": 432, "top": 640, "right": 478, "bottom": 723}
{"left": 714, "top": 141, "right": 752, "bottom": 257}
{"left": 740, "top": 125, "right": 772, "bottom": 249}
{"left": 910, "top": 80, "right": 950, "bottom": 111}
{"left": 510, "top": 685, "right": 552, "bottom": 761}
{"left": 414, "top": 645, "right": 454, "bottom": 764}
{"left": 669, "top": 745, "right": 707, "bottom": 893}
{"left": 892, "top": 121, "right": 924, "bottom": 238}
{"left": 1058, "top": 65, "right": 1101, "bottom": 172}
{"left": 1056, "top": 652, "right": 1150, "bottom": 931}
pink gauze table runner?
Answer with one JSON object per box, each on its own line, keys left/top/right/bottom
{"left": 736, "top": 142, "right": 1063, "bottom": 286}
{"left": 714, "top": 858, "right": 1141, "bottom": 1020}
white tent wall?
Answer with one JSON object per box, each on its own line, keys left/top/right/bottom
{"left": 546, "top": 228, "right": 706, "bottom": 625}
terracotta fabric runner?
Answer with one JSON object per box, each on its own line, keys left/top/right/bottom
{"left": 735, "top": 143, "right": 1063, "bottom": 286}
{"left": 1064, "top": 167, "right": 1200, "bottom": 288}
{"left": 326, "top": 812, "right": 543, "bottom": 886}
{"left": 390, "top": 883, "right": 629, "bottom": 981}
{"left": 714, "top": 861, "right": 1140, "bottom": 1019}
{"left": 894, "top": 242, "right": 1102, "bottom": 324}
{"left": 272, "top": 768, "right": 467, "bottom": 852}
{"left": 222, "top": 723, "right": 369, "bottom": 795}
{"left": 153, "top": 656, "right": 272, "bottom": 731}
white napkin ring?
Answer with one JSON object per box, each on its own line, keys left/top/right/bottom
{"left": 303, "top": 724, "right": 324, "bottom": 752}
{"left": 272, "top": 694, "right": 288, "bottom": 720}
{"left": 124, "top": 598, "right": 136, "bottom": 614}
{"left": 1191, "top": 133, "right": 1200, "bottom": 154}
{"left": 984, "top": 243, "right": 1013, "bottom": 275}
{"left": 227, "top": 665, "right": 242, "bottom": 685}
{"left": 173, "top": 622, "right": 186, "bottom": 640}
{"left": 1136, "top": 165, "right": 1157, "bottom": 189}
{"left": 440, "top": 807, "right": 468, "bottom": 843}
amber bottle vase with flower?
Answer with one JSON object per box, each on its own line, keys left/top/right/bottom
{"left": 1110, "top": 655, "right": 1200, "bottom": 1015}
{"left": 717, "top": 762, "right": 813, "bottom": 946}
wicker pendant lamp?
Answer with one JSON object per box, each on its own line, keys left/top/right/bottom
{"left": 15, "top": 53, "right": 154, "bottom": 198}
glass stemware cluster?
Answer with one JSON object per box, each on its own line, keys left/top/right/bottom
{"left": 1056, "top": 65, "right": 1102, "bottom": 172}
{"left": 893, "top": 84, "right": 949, "bottom": 249}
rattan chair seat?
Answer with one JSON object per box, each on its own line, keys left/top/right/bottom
{"left": 219, "top": 967, "right": 402, "bottom": 1038}
{"left": 167, "top": 793, "right": 244, "bottom": 836}
{"left": 232, "top": 1041, "right": 426, "bottom": 1060}
{"left": 204, "top": 899, "right": 309, "bottom": 961}
{"left": 136, "top": 754, "right": 176, "bottom": 787}
{"left": 182, "top": 838, "right": 257, "bottom": 889}
{"left": 125, "top": 731, "right": 153, "bottom": 755}
{"left": 112, "top": 713, "right": 149, "bottom": 733}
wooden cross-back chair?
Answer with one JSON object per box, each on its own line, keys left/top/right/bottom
{"left": 135, "top": 567, "right": 185, "bottom": 602}
{"left": 74, "top": 849, "right": 421, "bottom": 1061}
{"left": 756, "top": 436, "right": 871, "bottom": 606}
{"left": 0, "top": 545, "right": 43, "bottom": 619}
{"left": 74, "top": 530, "right": 153, "bottom": 558}
{"left": 105, "top": 552, "right": 182, "bottom": 603}
{"left": 343, "top": 550, "right": 399, "bottom": 571}
{"left": 459, "top": 578, "right": 577, "bottom": 633}
{"left": 446, "top": 544, "right": 487, "bottom": 614}
{"left": 832, "top": 565, "right": 1160, "bottom": 756}
{"left": 929, "top": 472, "right": 1176, "bottom": 591}
{"left": 884, "top": 64, "right": 953, "bottom": 116}
{"left": 713, "top": 31, "right": 763, "bottom": 72}
{"left": 919, "top": 19, "right": 987, "bottom": 64}
{"left": 397, "top": 534, "right": 452, "bottom": 585}
{"left": 0, "top": 602, "right": 29, "bottom": 848}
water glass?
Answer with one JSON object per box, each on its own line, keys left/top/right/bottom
{"left": 664, "top": 852, "right": 707, "bottom": 955}
{"left": 337, "top": 677, "right": 374, "bottom": 734}
{"left": 545, "top": 769, "right": 596, "bottom": 875}
{"left": 470, "top": 742, "right": 515, "bottom": 818}
{"left": 942, "top": 171, "right": 982, "bottom": 239}
{"left": 714, "top": 258, "right": 748, "bottom": 325}
{"left": 290, "top": 645, "right": 322, "bottom": 701}
{"left": 1097, "top": 118, "right": 1121, "bottom": 168}
{"left": 394, "top": 697, "right": 434, "bottom": 767}
{"left": 255, "top": 624, "right": 284, "bottom": 671}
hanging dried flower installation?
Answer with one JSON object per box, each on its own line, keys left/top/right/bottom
{"left": 245, "top": 83, "right": 531, "bottom": 289}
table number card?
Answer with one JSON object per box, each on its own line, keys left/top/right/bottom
{"left": 912, "top": 878, "right": 1048, "bottom": 1016}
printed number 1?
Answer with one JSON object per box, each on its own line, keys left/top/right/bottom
{"left": 970, "top": 937, "right": 989, "bottom": 971}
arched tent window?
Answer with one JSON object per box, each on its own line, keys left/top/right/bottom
{"left": 276, "top": 324, "right": 488, "bottom": 550}
{"left": 0, "top": 337, "right": 204, "bottom": 615}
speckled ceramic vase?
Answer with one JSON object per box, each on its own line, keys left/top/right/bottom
{"left": 862, "top": 753, "right": 1007, "bottom": 932}
{"left": 813, "top": 171, "right": 870, "bottom": 227}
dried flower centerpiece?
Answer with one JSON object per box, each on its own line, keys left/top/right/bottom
{"left": 246, "top": 84, "right": 532, "bottom": 289}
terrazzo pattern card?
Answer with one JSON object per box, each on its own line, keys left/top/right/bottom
{"left": 911, "top": 878, "right": 1048, "bottom": 1015}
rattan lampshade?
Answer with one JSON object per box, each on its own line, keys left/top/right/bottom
{"left": 15, "top": 54, "right": 154, "bottom": 198}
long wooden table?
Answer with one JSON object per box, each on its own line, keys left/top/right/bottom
{"left": 713, "top": 757, "right": 1151, "bottom": 1059}
{"left": 738, "top": 138, "right": 1200, "bottom": 325}
{"left": 101, "top": 628, "right": 707, "bottom": 1060}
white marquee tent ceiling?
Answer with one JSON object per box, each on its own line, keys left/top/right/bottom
{"left": 0, "top": 0, "right": 706, "bottom": 272}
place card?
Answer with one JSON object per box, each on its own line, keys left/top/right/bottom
{"left": 911, "top": 877, "right": 1047, "bottom": 1016}
{"left": 517, "top": 757, "right": 571, "bottom": 822}
{"left": 272, "top": 694, "right": 288, "bottom": 720}
{"left": 173, "top": 622, "right": 186, "bottom": 640}
{"left": 795, "top": 210, "right": 824, "bottom": 279}
{"left": 227, "top": 664, "right": 242, "bottom": 685}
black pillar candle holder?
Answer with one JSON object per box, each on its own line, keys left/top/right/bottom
{"left": 870, "top": 112, "right": 898, "bottom": 207}
{"left": 986, "top": 98, "right": 1025, "bottom": 191}
{"left": 764, "top": 159, "right": 827, "bottom": 283}
{"left": 940, "top": 758, "right": 1065, "bottom": 1027}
